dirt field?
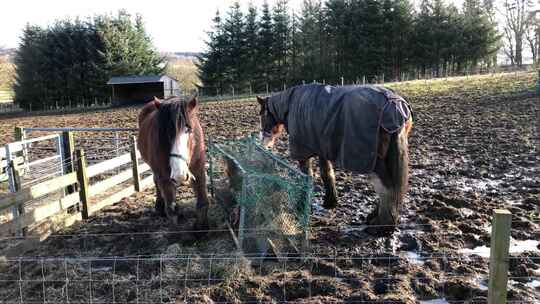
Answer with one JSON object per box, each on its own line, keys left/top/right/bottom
{"left": 0, "top": 71, "right": 539, "bottom": 303}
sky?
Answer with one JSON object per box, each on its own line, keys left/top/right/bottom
{"left": 0, "top": 0, "right": 479, "bottom": 53}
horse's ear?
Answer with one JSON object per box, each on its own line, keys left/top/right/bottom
{"left": 187, "top": 96, "right": 199, "bottom": 113}
{"left": 256, "top": 96, "right": 266, "bottom": 106}
{"left": 153, "top": 97, "right": 161, "bottom": 108}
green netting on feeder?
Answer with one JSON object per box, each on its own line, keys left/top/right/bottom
{"left": 208, "top": 136, "right": 313, "bottom": 255}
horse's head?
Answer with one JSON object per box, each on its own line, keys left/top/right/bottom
{"left": 257, "top": 96, "right": 284, "bottom": 149}
{"left": 156, "top": 96, "right": 199, "bottom": 185}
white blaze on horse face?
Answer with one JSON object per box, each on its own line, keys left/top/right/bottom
{"left": 261, "top": 133, "right": 274, "bottom": 148}
{"left": 170, "top": 129, "right": 194, "bottom": 183}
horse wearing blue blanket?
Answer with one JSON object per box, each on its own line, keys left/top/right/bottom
{"left": 257, "top": 84, "right": 413, "bottom": 235}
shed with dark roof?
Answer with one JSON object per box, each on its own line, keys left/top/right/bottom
{"left": 107, "top": 75, "right": 180, "bottom": 106}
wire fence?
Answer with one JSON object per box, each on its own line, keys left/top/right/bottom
{"left": 0, "top": 214, "right": 537, "bottom": 303}
{"left": 196, "top": 65, "right": 538, "bottom": 97}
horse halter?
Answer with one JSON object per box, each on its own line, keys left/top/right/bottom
{"left": 262, "top": 102, "right": 279, "bottom": 135}
{"left": 170, "top": 153, "right": 188, "bottom": 162}
{"left": 261, "top": 131, "right": 273, "bottom": 138}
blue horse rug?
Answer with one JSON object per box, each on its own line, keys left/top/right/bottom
{"left": 267, "top": 84, "right": 412, "bottom": 173}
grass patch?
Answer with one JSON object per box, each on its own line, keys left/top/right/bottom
{"left": 387, "top": 71, "right": 536, "bottom": 100}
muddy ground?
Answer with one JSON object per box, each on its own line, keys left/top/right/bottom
{"left": 0, "top": 72, "right": 538, "bottom": 303}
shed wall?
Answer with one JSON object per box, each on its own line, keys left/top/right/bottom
{"left": 112, "top": 83, "right": 163, "bottom": 105}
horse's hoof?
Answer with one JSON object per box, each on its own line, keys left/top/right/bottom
{"left": 193, "top": 220, "right": 209, "bottom": 232}
{"left": 366, "top": 208, "right": 378, "bottom": 222}
{"left": 365, "top": 215, "right": 398, "bottom": 236}
{"left": 365, "top": 224, "right": 396, "bottom": 236}
{"left": 323, "top": 196, "right": 338, "bottom": 209}
{"left": 168, "top": 214, "right": 179, "bottom": 225}
{"left": 155, "top": 199, "right": 166, "bottom": 217}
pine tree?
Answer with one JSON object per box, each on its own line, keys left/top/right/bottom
{"left": 197, "top": 10, "right": 227, "bottom": 95}
{"left": 95, "top": 10, "right": 165, "bottom": 77}
{"left": 244, "top": 2, "right": 260, "bottom": 92}
{"left": 324, "top": 0, "right": 349, "bottom": 81}
{"left": 222, "top": 2, "right": 246, "bottom": 92}
{"left": 461, "top": 0, "right": 501, "bottom": 69}
{"left": 381, "top": 0, "right": 414, "bottom": 80}
{"left": 289, "top": 10, "right": 302, "bottom": 84}
{"left": 298, "top": 0, "right": 323, "bottom": 82}
{"left": 258, "top": 0, "right": 274, "bottom": 89}
{"left": 14, "top": 11, "right": 165, "bottom": 109}
{"left": 272, "top": 0, "right": 291, "bottom": 87}
{"left": 195, "top": 0, "right": 502, "bottom": 92}
{"left": 14, "top": 24, "right": 45, "bottom": 109}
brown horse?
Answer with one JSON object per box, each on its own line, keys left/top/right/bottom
{"left": 257, "top": 84, "right": 413, "bottom": 234}
{"left": 137, "top": 96, "right": 209, "bottom": 230}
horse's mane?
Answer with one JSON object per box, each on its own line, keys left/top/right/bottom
{"left": 157, "top": 97, "right": 190, "bottom": 154}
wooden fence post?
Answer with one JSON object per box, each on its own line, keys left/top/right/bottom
{"left": 76, "top": 149, "right": 90, "bottom": 219}
{"left": 10, "top": 160, "right": 26, "bottom": 236}
{"left": 488, "top": 209, "right": 512, "bottom": 304}
{"left": 130, "top": 136, "right": 141, "bottom": 192}
{"left": 14, "top": 127, "right": 26, "bottom": 170}
{"left": 14, "top": 127, "right": 25, "bottom": 144}
{"left": 62, "top": 131, "right": 76, "bottom": 195}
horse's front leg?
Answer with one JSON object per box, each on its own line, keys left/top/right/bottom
{"left": 153, "top": 176, "right": 165, "bottom": 217}
{"left": 319, "top": 158, "right": 338, "bottom": 209}
{"left": 298, "top": 158, "right": 313, "bottom": 177}
{"left": 157, "top": 178, "right": 179, "bottom": 224}
{"left": 190, "top": 160, "right": 209, "bottom": 231}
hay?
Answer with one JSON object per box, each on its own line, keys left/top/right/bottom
{"left": 209, "top": 137, "right": 311, "bottom": 255}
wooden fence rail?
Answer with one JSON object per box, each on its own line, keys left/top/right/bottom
{"left": 0, "top": 137, "right": 153, "bottom": 255}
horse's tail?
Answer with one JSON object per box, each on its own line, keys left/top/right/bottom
{"left": 388, "top": 120, "right": 410, "bottom": 209}
{"left": 387, "top": 109, "right": 413, "bottom": 207}
{"left": 368, "top": 119, "right": 411, "bottom": 234}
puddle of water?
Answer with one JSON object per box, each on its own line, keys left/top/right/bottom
{"left": 341, "top": 226, "right": 366, "bottom": 234}
{"left": 460, "top": 208, "right": 474, "bottom": 217}
{"left": 419, "top": 299, "right": 449, "bottom": 304}
{"left": 475, "top": 275, "right": 489, "bottom": 291}
{"left": 509, "top": 279, "right": 540, "bottom": 289}
{"left": 526, "top": 280, "right": 540, "bottom": 288}
{"left": 311, "top": 202, "right": 327, "bottom": 215}
{"left": 459, "top": 239, "right": 540, "bottom": 258}
{"left": 405, "top": 251, "right": 425, "bottom": 265}
{"left": 511, "top": 239, "right": 540, "bottom": 253}
{"left": 459, "top": 245, "right": 490, "bottom": 258}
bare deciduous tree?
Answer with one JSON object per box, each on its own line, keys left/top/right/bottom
{"left": 500, "top": 0, "right": 532, "bottom": 66}
{"left": 525, "top": 5, "right": 540, "bottom": 64}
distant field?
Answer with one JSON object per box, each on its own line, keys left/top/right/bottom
{"left": 166, "top": 58, "right": 200, "bottom": 93}
{"left": 0, "top": 59, "right": 14, "bottom": 91}
{"left": 0, "top": 90, "right": 13, "bottom": 103}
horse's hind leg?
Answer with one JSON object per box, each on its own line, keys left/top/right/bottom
{"left": 319, "top": 158, "right": 338, "bottom": 209}
{"left": 367, "top": 129, "right": 409, "bottom": 234}
{"left": 153, "top": 177, "right": 165, "bottom": 217}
